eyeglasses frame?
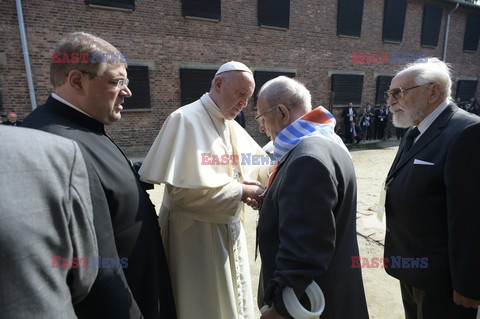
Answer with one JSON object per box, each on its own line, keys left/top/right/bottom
{"left": 255, "top": 104, "right": 279, "bottom": 126}
{"left": 384, "top": 82, "right": 435, "bottom": 101}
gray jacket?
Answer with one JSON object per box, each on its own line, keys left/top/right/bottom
{"left": 0, "top": 126, "right": 97, "bottom": 318}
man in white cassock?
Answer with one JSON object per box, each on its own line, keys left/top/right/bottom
{"left": 139, "top": 61, "right": 269, "bottom": 319}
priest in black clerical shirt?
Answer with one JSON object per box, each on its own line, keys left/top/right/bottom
{"left": 23, "top": 32, "right": 176, "bottom": 319}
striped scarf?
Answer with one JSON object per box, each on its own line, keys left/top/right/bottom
{"left": 273, "top": 106, "right": 349, "bottom": 162}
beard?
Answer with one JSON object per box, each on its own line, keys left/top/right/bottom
{"left": 391, "top": 104, "right": 427, "bottom": 128}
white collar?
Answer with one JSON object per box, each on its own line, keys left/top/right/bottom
{"left": 417, "top": 99, "right": 449, "bottom": 136}
{"left": 51, "top": 92, "right": 92, "bottom": 118}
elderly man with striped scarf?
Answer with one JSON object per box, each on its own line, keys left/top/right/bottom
{"left": 255, "top": 76, "right": 369, "bottom": 319}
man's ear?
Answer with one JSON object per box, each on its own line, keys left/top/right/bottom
{"left": 67, "top": 70, "right": 86, "bottom": 94}
{"left": 214, "top": 76, "right": 223, "bottom": 92}
{"left": 428, "top": 83, "right": 442, "bottom": 104}
{"left": 277, "top": 104, "right": 291, "bottom": 125}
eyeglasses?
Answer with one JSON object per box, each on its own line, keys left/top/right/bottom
{"left": 255, "top": 105, "right": 278, "bottom": 126}
{"left": 95, "top": 75, "right": 130, "bottom": 90}
{"left": 384, "top": 83, "right": 435, "bottom": 101}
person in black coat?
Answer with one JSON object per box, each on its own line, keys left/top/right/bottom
{"left": 22, "top": 32, "right": 176, "bottom": 319}
{"left": 384, "top": 57, "right": 480, "bottom": 318}
{"left": 254, "top": 76, "right": 369, "bottom": 319}
{"left": 376, "top": 105, "right": 388, "bottom": 140}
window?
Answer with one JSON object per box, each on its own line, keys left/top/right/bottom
{"left": 421, "top": 6, "right": 443, "bottom": 47}
{"left": 375, "top": 76, "right": 394, "bottom": 105}
{"left": 331, "top": 74, "right": 364, "bottom": 105}
{"left": 258, "top": 0, "right": 290, "bottom": 29}
{"left": 179, "top": 68, "right": 217, "bottom": 106}
{"left": 463, "top": 14, "right": 480, "bottom": 52}
{"left": 456, "top": 80, "right": 478, "bottom": 102}
{"left": 253, "top": 71, "right": 296, "bottom": 105}
{"left": 182, "top": 0, "right": 221, "bottom": 20}
{"left": 337, "top": 0, "right": 364, "bottom": 37}
{"left": 85, "top": 0, "right": 134, "bottom": 11}
{"left": 383, "top": 0, "right": 407, "bottom": 42}
{"left": 123, "top": 66, "right": 151, "bottom": 110}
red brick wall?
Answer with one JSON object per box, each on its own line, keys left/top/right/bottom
{"left": 1, "top": 0, "right": 479, "bottom": 152}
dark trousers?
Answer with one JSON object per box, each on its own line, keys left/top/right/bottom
{"left": 377, "top": 124, "right": 386, "bottom": 140}
{"left": 400, "top": 281, "right": 478, "bottom": 319}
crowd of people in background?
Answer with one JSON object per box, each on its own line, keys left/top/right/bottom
{"left": 338, "top": 102, "right": 390, "bottom": 144}
{"left": 3, "top": 97, "right": 479, "bottom": 140}
{"left": 337, "top": 96, "right": 479, "bottom": 145}
{"left": 456, "top": 97, "right": 480, "bottom": 116}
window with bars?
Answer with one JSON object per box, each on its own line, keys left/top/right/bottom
{"left": 122, "top": 65, "right": 151, "bottom": 110}
{"left": 179, "top": 68, "right": 217, "bottom": 106}
{"left": 463, "top": 14, "right": 480, "bottom": 52}
{"left": 331, "top": 74, "right": 364, "bottom": 105}
{"left": 337, "top": 0, "right": 364, "bottom": 37}
{"left": 383, "top": 0, "right": 407, "bottom": 42}
{"left": 258, "top": 0, "right": 290, "bottom": 29}
{"left": 85, "top": 0, "right": 134, "bottom": 11}
{"left": 253, "top": 71, "right": 296, "bottom": 104}
{"left": 376, "top": 76, "right": 394, "bottom": 105}
{"left": 421, "top": 5, "right": 443, "bottom": 47}
{"left": 456, "top": 80, "right": 478, "bottom": 102}
{"left": 182, "top": 0, "right": 221, "bottom": 20}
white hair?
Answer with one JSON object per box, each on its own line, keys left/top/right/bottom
{"left": 397, "top": 57, "right": 452, "bottom": 101}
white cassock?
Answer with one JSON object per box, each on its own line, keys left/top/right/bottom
{"left": 139, "top": 93, "right": 269, "bottom": 319}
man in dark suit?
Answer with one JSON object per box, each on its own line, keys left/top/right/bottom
{"left": 342, "top": 102, "right": 357, "bottom": 137}
{"left": 0, "top": 126, "right": 97, "bottom": 318}
{"left": 376, "top": 105, "right": 388, "bottom": 140}
{"left": 254, "top": 76, "right": 369, "bottom": 319}
{"left": 22, "top": 32, "right": 176, "bottom": 318}
{"left": 384, "top": 57, "right": 480, "bottom": 318}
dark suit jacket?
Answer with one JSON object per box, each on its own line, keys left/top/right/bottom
{"left": 342, "top": 107, "right": 357, "bottom": 123}
{"left": 346, "top": 124, "right": 363, "bottom": 143}
{"left": 22, "top": 96, "right": 176, "bottom": 318}
{"left": 385, "top": 103, "right": 480, "bottom": 299}
{"left": 258, "top": 137, "right": 369, "bottom": 319}
{"left": 0, "top": 126, "right": 97, "bottom": 318}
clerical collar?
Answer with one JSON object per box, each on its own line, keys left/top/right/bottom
{"left": 47, "top": 95, "right": 105, "bottom": 133}
{"left": 51, "top": 92, "right": 93, "bottom": 118}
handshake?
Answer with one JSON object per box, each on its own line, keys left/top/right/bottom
{"left": 241, "top": 180, "right": 266, "bottom": 210}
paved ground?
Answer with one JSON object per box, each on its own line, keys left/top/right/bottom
{"left": 143, "top": 139, "right": 480, "bottom": 318}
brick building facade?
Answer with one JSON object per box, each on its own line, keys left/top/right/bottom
{"left": 1, "top": 0, "right": 479, "bottom": 152}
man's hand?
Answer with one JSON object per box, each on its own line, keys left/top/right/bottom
{"left": 453, "top": 291, "right": 480, "bottom": 308}
{"left": 260, "top": 306, "right": 286, "bottom": 319}
{"left": 241, "top": 181, "right": 265, "bottom": 210}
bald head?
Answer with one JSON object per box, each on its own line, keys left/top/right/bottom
{"left": 258, "top": 76, "right": 311, "bottom": 118}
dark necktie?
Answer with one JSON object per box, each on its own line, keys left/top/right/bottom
{"left": 401, "top": 127, "right": 420, "bottom": 158}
